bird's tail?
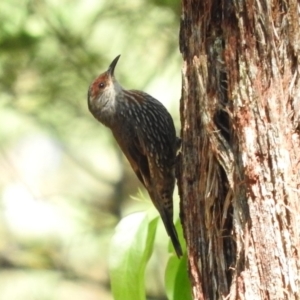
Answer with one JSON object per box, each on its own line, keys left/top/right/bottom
{"left": 160, "top": 208, "right": 183, "bottom": 258}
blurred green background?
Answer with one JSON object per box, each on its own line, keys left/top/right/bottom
{"left": 0, "top": 0, "right": 181, "bottom": 299}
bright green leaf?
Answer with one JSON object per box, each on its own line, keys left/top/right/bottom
{"left": 165, "top": 254, "right": 192, "bottom": 300}
{"left": 109, "top": 212, "right": 159, "bottom": 300}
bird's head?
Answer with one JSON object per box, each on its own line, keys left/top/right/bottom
{"left": 88, "top": 55, "right": 122, "bottom": 117}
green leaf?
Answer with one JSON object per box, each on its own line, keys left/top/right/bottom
{"left": 109, "top": 212, "right": 159, "bottom": 300}
{"left": 165, "top": 254, "right": 192, "bottom": 300}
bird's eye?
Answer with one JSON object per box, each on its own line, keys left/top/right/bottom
{"left": 98, "top": 82, "right": 105, "bottom": 89}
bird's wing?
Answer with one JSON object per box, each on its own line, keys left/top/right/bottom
{"left": 126, "top": 133, "right": 150, "bottom": 188}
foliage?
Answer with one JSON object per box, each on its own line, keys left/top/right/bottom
{"left": 165, "top": 253, "right": 192, "bottom": 300}
{"left": 109, "top": 212, "right": 191, "bottom": 300}
{"left": 109, "top": 212, "right": 158, "bottom": 300}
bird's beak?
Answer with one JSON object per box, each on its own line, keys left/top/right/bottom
{"left": 108, "top": 55, "right": 121, "bottom": 77}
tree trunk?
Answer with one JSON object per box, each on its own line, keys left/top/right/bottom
{"left": 178, "top": 0, "right": 300, "bottom": 299}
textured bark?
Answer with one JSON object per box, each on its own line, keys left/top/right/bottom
{"left": 178, "top": 0, "right": 300, "bottom": 299}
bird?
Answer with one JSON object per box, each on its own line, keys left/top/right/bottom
{"left": 87, "top": 55, "right": 183, "bottom": 257}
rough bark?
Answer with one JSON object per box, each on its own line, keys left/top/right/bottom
{"left": 178, "top": 0, "right": 300, "bottom": 299}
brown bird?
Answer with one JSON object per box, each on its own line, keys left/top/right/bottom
{"left": 87, "top": 55, "right": 182, "bottom": 257}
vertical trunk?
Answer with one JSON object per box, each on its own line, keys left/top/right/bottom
{"left": 178, "top": 0, "right": 300, "bottom": 299}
